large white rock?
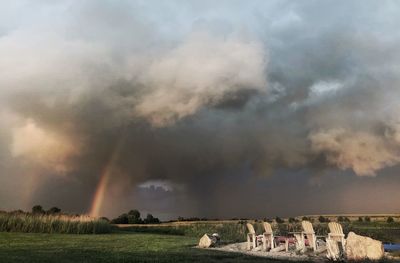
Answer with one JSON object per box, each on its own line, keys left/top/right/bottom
{"left": 345, "top": 232, "right": 384, "bottom": 260}
{"left": 198, "top": 234, "right": 219, "bottom": 248}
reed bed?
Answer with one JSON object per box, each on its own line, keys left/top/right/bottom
{"left": 0, "top": 213, "right": 111, "bottom": 234}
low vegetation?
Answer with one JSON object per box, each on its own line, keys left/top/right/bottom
{"left": 120, "top": 219, "right": 400, "bottom": 244}
{"left": 1, "top": 213, "right": 399, "bottom": 262}
{"left": 120, "top": 222, "right": 251, "bottom": 243}
{"left": 0, "top": 232, "right": 293, "bottom": 263}
{"left": 0, "top": 210, "right": 110, "bottom": 234}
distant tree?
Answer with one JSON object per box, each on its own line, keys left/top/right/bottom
{"left": 358, "top": 216, "right": 363, "bottom": 222}
{"left": 318, "top": 216, "right": 327, "bottom": 223}
{"left": 275, "top": 217, "right": 284, "bottom": 224}
{"left": 302, "top": 216, "right": 309, "bottom": 221}
{"left": 127, "top": 210, "right": 142, "bottom": 224}
{"left": 47, "top": 207, "right": 61, "bottom": 215}
{"left": 344, "top": 217, "right": 350, "bottom": 222}
{"left": 99, "top": 217, "right": 110, "bottom": 222}
{"left": 177, "top": 216, "right": 184, "bottom": 221}
{"left": 111, "top": 213, "right": 129, "bottom": 224}
{"left": 387, "top": 217, "right": 394, "bottom": 223}
{"left": 338, "top": 216, "right": 344, "bottom": 222}
{"left": 364, "top": 216, "right": 371, "bottom": 222}
{"left": 127, "top": 215, "right": 142, "bottom": 224}
{"left": 32, "top": 205, "right": 45, "bottom": 214}
{"left": 288, "top": 217, "right": 298, "bottom": 223}
{"left": 144, "top": 214, "right": 160, "bottom": 224}
{"left": 264, "top": 218, "right": 273, "bottom": 223}
{"left": 128, "top": 210, "right": 140, "bottom": 219}
{"left": 144, "top": 213, "right": 154, "bottom": 223}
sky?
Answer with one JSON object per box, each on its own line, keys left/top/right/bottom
{"left": 0, "top": 0, "right": 400, "bottom": 220}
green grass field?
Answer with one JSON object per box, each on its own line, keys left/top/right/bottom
{"left": 1, "top": 221, "right": 399, "bottom": 262}
{"left": 0, "top": 232, "right": 294, "bottom": 263}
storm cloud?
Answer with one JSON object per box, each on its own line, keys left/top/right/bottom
{"left": 0, "top": 0, "right": 400, "bottom": 219}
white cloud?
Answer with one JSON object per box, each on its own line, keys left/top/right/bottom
{"left": 310, "top": 81, "right": 344, "bottom": 96}
{"left": 11, "top": 119, "right": 79, "bottom": 174}
{"left": 135, "top": 32, "right": 267, "bottom": 126}
{"left": 310, "top": 128, "right": 400, "bottom": 176}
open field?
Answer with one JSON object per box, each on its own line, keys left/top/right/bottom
{"left": 300, "top": 214, "right": 400, "bottom": 223}
{"left": 1, "top": 230, "right": 399, "bottom": 263}
{"left": 1, "top": 220, "right": 399, "bottom": 262}
{"left": 0, "top": 232, "right": 309, "bottom": 263}
{"left": 117, "top": 220, "right": 400, "bottom": 244}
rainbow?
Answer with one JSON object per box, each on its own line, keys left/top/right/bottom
{"left": 89, "top": 140, "right": 123, "bottom": 218}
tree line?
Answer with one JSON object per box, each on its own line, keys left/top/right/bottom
{"left": 110, "top": 209, "right": 160, "bottom": 224}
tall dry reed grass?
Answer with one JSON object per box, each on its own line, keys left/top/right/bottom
{"left": 0, "top": 212, "right": 111, "bottom": 234}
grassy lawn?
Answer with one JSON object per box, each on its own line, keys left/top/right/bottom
{"left": 0, "top": 232, "right": 289, "bottom": 263}
{"left": 1, "top": 222, "right": 399, "bottom": 263}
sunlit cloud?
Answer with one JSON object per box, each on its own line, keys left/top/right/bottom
{"left": 11, "top": 119, "right": 78, "bottom": 174}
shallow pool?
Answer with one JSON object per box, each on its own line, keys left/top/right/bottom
{"left": 384, "top": 244, "right": 400, "bottom": 251}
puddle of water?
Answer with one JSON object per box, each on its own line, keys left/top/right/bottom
{"left": 384, "top": 244, "right": 400, "bottom": 251}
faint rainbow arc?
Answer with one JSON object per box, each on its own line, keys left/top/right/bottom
{"left": 89, "top": 139, "right": 124, "bottom": 218}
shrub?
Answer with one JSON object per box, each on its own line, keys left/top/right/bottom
{"left": 111, "top": 213, "right": 129, "bottom": 224}
{"left": 318, "top": 216, "right": 330, "bottom": 223}
{"left": 364, "top": 216, "right": 371, "bottom": 222}
{"left": 275, "top": 217, "right": 284, "bottom": 224}
{"left": 32, "top": 205, "right": 45, "bottom": 215}
{"left": 47, "top": 207, "right": 61, "bottom": 215}
{"left": 144, "top": 214, "right": 160, "bottom": 224}
{"left": 358, "top": 216, "right": 363, "bottom": 222}
{"left": 387, "top": 217, "right": 394, "bottom": 223}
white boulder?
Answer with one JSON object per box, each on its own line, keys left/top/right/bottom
{"left": 345, "top": 232, "right": 384, "bottom": 260}
{"left": 199, "top": 233, "right": 219, "bottom": 248}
